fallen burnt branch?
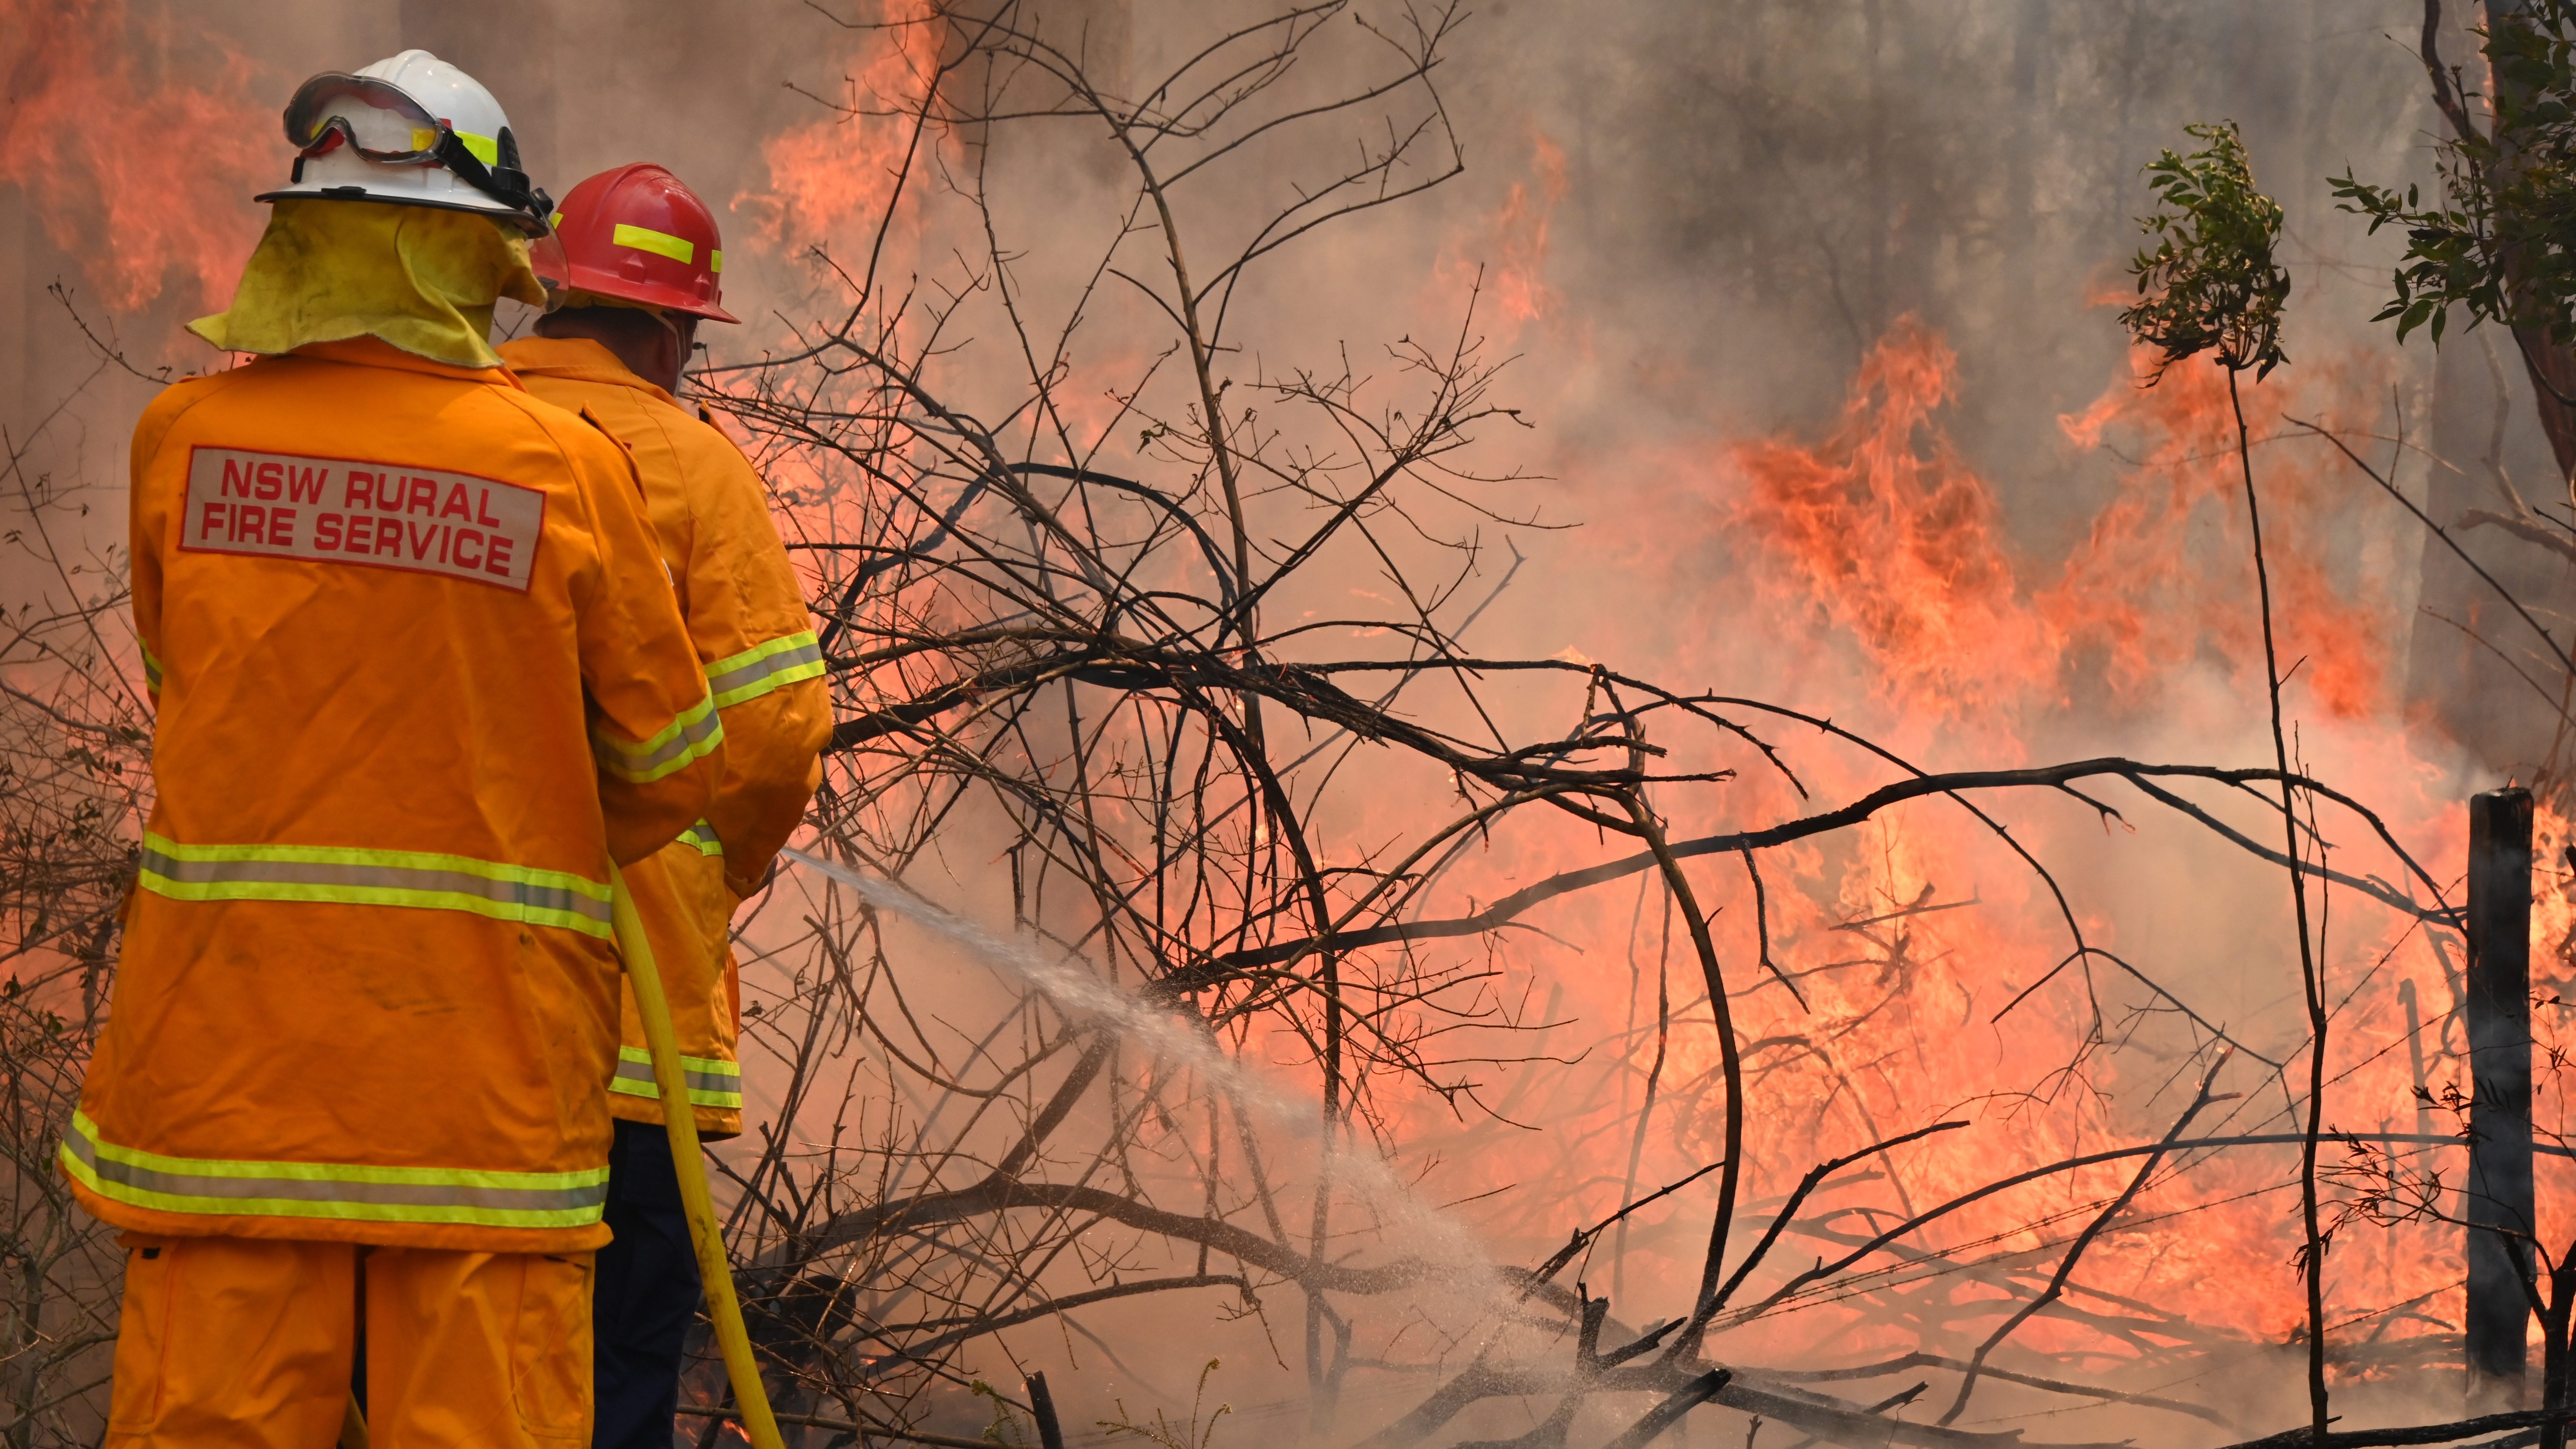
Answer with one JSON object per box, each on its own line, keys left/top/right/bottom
{"left": 1358, "top": 1354, "right": 2136, "bottom": 1449}
{"left": 1769, "top": 1355, "right": 2225, "bottom": 1426}
{"left": 2223, "top": 1408, "right": 2576, "bottom": 1449}
{"left": 1716, "top": 1376, "right": 2132, "bottom": 1449}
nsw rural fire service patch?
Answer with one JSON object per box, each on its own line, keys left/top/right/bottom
{"left": 178, "top": 447, "right": 545, "bottom": 592}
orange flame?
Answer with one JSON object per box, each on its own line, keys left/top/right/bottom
{"left": 0, "top": 0, "right": 267, "bottom": 314}
{"left": 1731, "top": 318, "right": 2047, "bottom": 723}
{"left": 1439, "top": 129, "right": 1567, "bottom": 330}
{"left": 733, "top": 0, "right": 943, "bottom": 253}
{"left": 1354, "top": 313, "right": 2480, "bottom": 1362}
{"left": 1725, "top": 317, "right": 2394, "bottom": 732}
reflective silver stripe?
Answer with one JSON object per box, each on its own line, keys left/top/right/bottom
{"left": 610, "top": 1047, "right": 743, "bottom": 1107}
{"left": 137, "top": 837, "right": 612, "bottom": 937}
{"left": 59, "top": 1111, "right": 607, "bottom": 1225}
{"left": 676, "top": 822, "right": 724, "bottom": 857}
{"left": 705, "top": 632, "right": 825, "bottom": 709}
{"left": 594, "top": 691, "right": 723, "bottom": 783}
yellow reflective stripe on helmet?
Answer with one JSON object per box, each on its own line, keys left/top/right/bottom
{"left": 676, "top": 821, "right": 724, "bottom": 857}
{"left": 705, "top": 632, "right": 825, "bottom": 710}
{"left": 592, "top": 688, "right": 723, "bottom": 784}
{"left": 710, "top": 248, "right": 723, "bottom": 274}
{"left": 452, "top": 129, "right": 500, "bottom": 165}
{"left": 59, "top": 1110, "right": 608, "bottom": 1228}
{"left": 612, "top": 222, "right": 694, "bottom": 265}
{"left": 136, "top": 833, "right": 613, "bottom": 939}
{"left": 609, "top": 1046, "right": 743, "bottom": 1108}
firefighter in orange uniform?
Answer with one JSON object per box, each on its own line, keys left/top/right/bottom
{"left": 63, "top": 53, "right": 722, "bottom": 1448}
{"left": 497, "top": 164, "right": 828, "bottom": 1446}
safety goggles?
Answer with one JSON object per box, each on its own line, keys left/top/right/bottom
{"left": 281, "top": 73, "right": 553, "bottom": 230}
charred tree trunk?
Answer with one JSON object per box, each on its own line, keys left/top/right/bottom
{"left": 2542, "top": 1253, "right": 2574, "bottom": 1449}
{"left": 2467, "top": 787, "right": 2536, "bottom": 1408}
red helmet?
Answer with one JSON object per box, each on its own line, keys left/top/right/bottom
{"left": 539, "top": 162, "right": 738, "bottom": 322}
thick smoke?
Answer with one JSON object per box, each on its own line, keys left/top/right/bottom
{"left": 2, "top": 3, "right": 2562, "bottom": 1446}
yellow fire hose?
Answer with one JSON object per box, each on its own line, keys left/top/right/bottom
{"left": 341, "top": 863, "right": 785, "bottom": 1449}
{"left": 608, "top": 859, "right": 788, "bottom": 1449}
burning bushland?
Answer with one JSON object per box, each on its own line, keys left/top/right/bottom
{"left": 6, "top": 3, "right": 2576, "bottom": 1449}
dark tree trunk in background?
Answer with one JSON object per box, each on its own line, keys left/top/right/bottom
{"left": 2482, "top": 0, "right": 2576, "bottom": 497}
{"left": 2500, "top": 315, "right": 2576, "bottom": 497}
{"left": 2467, "top": 787, "right": 2536, "bottom": 1408}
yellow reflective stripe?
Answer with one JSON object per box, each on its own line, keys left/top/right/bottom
{"left": 141, "top": 640, "right": 163, "bottom": 690}
{"left": 612, "top": 223, "right": 694, "bottom": 265}
{"left": 710, "top": 248, "right": 723, "bottom": 274}
{"left": 676, "top": 821, "right": 724, "bottom": 857}
{"left": 705, "top": 632, "right": 825, "bottom": 709}
{"left": 137, "top": 833, "right": 612, "bottom": 939}
{"left": 592, "top": 689, "right": 723, "bottom": 784}
{"left": 452, "top": 129, "right": 499, "bottom": 165}
{"left": 60, "top": 1110, "right": 607, "bottom": 1228}
{"left": 609, "top": 1046, "right": 742, "bottom": 1107}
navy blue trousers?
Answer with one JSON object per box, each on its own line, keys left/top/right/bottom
{"left": 593, "top": 1117, "right": 702, "bottom": 1449}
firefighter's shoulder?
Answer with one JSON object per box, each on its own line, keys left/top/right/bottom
{"left": 488, "top": 385, "right": 647, "bottom": 494}
{"left": 131, "top": 366, "right": 254, "bottom": 460}
{"left": 647, "top": 397, "right": 764, "bottom": 501}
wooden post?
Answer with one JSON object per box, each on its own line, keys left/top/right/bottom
{"left": 2467, "top": 787, "right": 2536, "bottom": 1406}
{"left": 1027, "top": 1373, "right": 1068, "bottom": 1449}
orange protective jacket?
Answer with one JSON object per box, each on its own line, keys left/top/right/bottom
{"left": 63, "top": 337, "right": 722, "bottom": 1254}
{"left": 500, "top": 337, "right": 828, "bottom": 1138}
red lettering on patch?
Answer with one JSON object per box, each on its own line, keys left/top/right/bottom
{"left": 177, "top": 446, "right": 543, "bottom": 591}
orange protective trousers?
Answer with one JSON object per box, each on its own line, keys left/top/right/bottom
{"left": 106, "top": 1235, "right": 592, "bottom": 1449}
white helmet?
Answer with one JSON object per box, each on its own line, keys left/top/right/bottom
{"left": 259, "top": 50, "right": 552, "bottom": 234}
